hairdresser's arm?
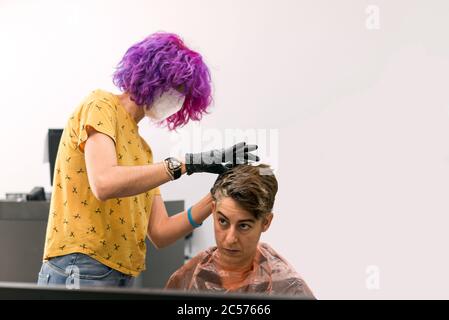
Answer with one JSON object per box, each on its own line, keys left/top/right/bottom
{"left": 147, "top": 193, "right": 213, "bottom": 249}
{"left": 84, "top": 126, "right": 185, "bottom": 201}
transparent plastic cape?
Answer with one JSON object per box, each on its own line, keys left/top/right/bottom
{"left": 166, "top": 243, "right": 315, "bottom": 298}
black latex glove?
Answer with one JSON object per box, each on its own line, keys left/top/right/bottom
{"left": 185, "top": 142, "right": 259, "bottom": 175}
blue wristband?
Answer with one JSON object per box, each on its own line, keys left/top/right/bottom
{"left": 187, "top": 206, "right": 202, "bottom": 228}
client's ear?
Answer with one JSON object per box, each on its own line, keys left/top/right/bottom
{"left": 262, "top": 213, "right": 273, "bottom": 232}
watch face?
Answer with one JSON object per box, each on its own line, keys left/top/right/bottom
{"left": 169, "top": 158, "right": 181, "bottom": 169}
{"left": 166, "top": 157, "right": 182, "bottom": 179}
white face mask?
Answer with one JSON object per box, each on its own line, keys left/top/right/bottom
{"left": 145, "top": 88, "right": 185, "bottom": 121}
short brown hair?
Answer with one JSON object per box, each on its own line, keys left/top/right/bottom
{"left": 211, "top": 164, "right": 278, "bottom": 219}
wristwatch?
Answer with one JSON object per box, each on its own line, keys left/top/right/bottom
{"left": 164, "top": 157, "right": 182, "bottom": 180}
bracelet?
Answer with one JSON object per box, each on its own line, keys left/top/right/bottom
{"left": 187, "top": 206, "right": 202, "bottom": 228}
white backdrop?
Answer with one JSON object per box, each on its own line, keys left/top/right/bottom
{"left": 1, "top": 0, "right": 449, "bottom": 299}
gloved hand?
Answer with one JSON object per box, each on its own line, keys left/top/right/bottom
{"left": 185, "top": 142, "right": 259, "bottom": 175}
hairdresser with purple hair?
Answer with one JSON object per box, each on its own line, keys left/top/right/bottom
{"left": 37, "top": 32, "right": 258, "bottom": 288}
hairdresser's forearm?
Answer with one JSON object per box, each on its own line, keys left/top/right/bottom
{"left": 96, "top": 162, "right": 186, "bottom": 200}
{"left": 151, "top": 193, "right": 213, "bottom": 248}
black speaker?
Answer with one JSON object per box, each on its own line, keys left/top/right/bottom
{"left": 48, "top": 129, "right": 63, "bottom": 186}
{"left": 26, "top": 186, "right": 46, "bottom": 201}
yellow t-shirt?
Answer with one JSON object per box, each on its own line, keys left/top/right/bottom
{"left": 43, "top": 89, "right": 161, "bottom": 276}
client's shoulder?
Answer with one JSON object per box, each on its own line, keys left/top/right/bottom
{"left": 165, "top": 246, "right": 216, "bottom": 290}
{"left": 257, "top": 242, "right": 316, "bottom": 299}
{"left": 184, "top": 246, "right": 216, "bottom": 269}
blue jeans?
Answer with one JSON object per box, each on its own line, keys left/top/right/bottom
{"left": 37, "top": 253, "right": 134, "bottom": 289}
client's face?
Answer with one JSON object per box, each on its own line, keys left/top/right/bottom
{"left": 212, "top": 197, "right": 272, "bottom": 268}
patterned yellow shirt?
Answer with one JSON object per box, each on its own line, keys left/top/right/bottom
{"left": 43, "top": 89, "right": 161, "bottom": 276}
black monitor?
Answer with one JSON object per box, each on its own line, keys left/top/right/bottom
{"left": 0, "top": 282, "right": 299, "bottom": 300}
{"left": 48, "top": 129, "right": 63, "bottom": 186}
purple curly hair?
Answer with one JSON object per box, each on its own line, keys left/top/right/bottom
{"left": 113, "top": 32, "right": 213, "bottom": 130}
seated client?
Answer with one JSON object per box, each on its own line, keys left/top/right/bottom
{"left": 165, "top": 164, "right": 315, "bottom": 298}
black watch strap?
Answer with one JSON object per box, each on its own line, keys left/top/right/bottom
{"left": 165, "top": 157, "right": 182, "bottom": 180}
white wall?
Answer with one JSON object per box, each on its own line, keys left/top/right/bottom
{"left": 1, "top": 0, "right": 449, "bottom": 299}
